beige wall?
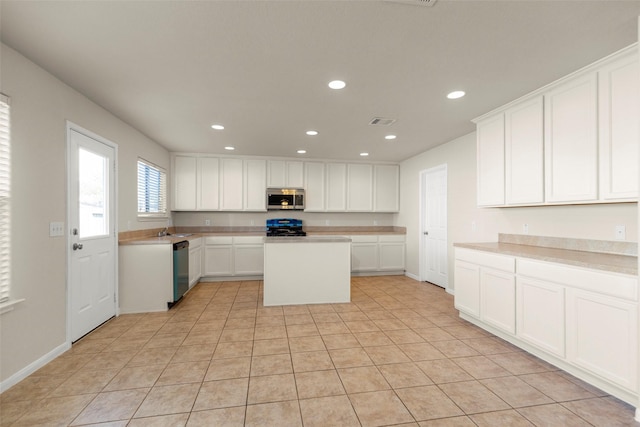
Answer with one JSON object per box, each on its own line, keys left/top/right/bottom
{"left": 398, "top": 132, "right": 638, "bottom": 289}
{"left": 0, "top": 44, "right": 170, "bottom": 385}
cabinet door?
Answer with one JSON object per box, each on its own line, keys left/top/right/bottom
{"left": 480, "top": 268, "right": 515, "bottom": 334}
{"left": 476, "top": 114, "right": 505, "bottom": 206}
{"left": 286, "top": 161, "right": 305, "bottom": 188}
{"left": 326, "top": 163, "right": 347, "bottom": 211}
{"left": 454, "top": 260, "right": 480, "bottom": 317}
{"left": 234, "top": 244, "right": 265, "bottom": 275}
{"left": 267, "top": 160, "right": 286, "bottom": 188}
{"left": 379, "top": 242, "right": 405, "bottom": 271}
{"left": 188, "top": 246, "right": 202, "bottom": 287}
{"left": 598, "top": 52, "right": 639, "bottom": 201}
{"left": 203, "top": 245, "right": 233, "bottom": 276}
{"left": 516, "top": 277, "right": 565, "bottom": 357}
{"left": 244, "top": 159, "right": 267, "bottom": 211}
{"left": 304, "top": 162, "right": 325, "bottom": 211}
{"left": 566, "top": 288, "right": 637, "bottom": 392}
{"left": 347, "top": 163, "right": 373, "bottom": 211}
{"left": 374, "top": 165, "right": 399, "bottom": 212}
{"left": 351, "top": 243, "right": 378, "bottom": 272}
{"left": 544, "top": 74, "right": 598, "bottom": 203}
{"left": 172, "top": 155, "right": 197, "bottom": 210}
{"left": 220, "top": 158, "right": 243, "bottom": 210}
{"left": 505, "top": 97, "right": 544, "bottom": 205}
{"left": 198, "top": 157, "right": 219, "bottom": 210}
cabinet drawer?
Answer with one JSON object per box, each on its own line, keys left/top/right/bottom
{"left": 517, "top": 259, "right": 637, "bottom": 301}
{"left": 205, "top": 236, "right": 233, "bottom": 245}
{"left": 350, "top": 235, "right": 379, "bottom": 243}
{"left": 233, "top": 236, "right": 264, "bottom": 245}
{"left": 188, "top": 237, "right": 202, "bottom": 249}
{"left": 378, "top": 234, "right": 405, "bottom": 243}
{"left": 455, "top": 248, "right": 515, "bottom": 273}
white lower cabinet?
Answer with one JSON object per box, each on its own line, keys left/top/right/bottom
{"left": 233, "top": 236, "right": 264, "bottom": 276}
{"left": 454, "top": 247, "right": 638, "bottom": 404}
{"left": 566, "top": 288, "right": 637, "bottom": 393}
{"left": 481, "top": 268, "right": 515, "bottom": 334}
{"left": 203, "top": 236, "right": 264, "bottom": 278}
{"left": 350, "top": 235, "right": 405, "bottom": 273}
{"left": 188, "top": 238, "right": 202, "bottom": 288}
{"left": 516, "top": 276, "right": 565, "bottom": 357}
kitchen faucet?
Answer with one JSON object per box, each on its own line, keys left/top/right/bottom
{"left": 157, "top": 227, "right": 168, "bottom": 237}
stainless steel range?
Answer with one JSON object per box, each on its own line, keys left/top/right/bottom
{"left": 266, "top": 218, "right": 307, "bottom": 237}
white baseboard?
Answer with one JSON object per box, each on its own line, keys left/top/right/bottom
{"left": 404, "top": 272, "right": 420, "bottom": 281}
{"left": 446, "top": 288, "right": 455, "bottom": 296}
{"left": 0, "top": 341, "right": 71, "bottom": 393}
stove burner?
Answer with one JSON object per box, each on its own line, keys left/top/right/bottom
{"left": 266, "top": 218, "right": 306, "bottom": 237}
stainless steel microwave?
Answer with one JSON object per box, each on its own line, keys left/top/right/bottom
{"left": 266, "top": 188, "right": 305, "bottom": 210}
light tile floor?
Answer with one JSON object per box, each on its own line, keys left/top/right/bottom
{"left": 1, "top": 276, "right": 638, "bottom": 426}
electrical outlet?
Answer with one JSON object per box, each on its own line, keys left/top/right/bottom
{"left": 250, "top": 220, "right": 255, "bottom": 226}
{"left": 205, "top": 219, "right": 211, "bottom": 226}
{"left": 325, "top": 220, "right": 330, "bottom": 226}
{"left": 471, "top": 220, "right": 477, "bottom": 232}
{"left": 49, "top": 221, "right": 64, "bottom": 237}
{"left": 523, "top": 223, "right": 529, "bottom": 234}
{"left": 373, "top": 220, "right": 378, "bottom": 226}
{"left": 615, "top": 225, "right": 626, "bottom": 240}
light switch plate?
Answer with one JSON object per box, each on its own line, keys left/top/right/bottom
{"left": 49, "top": 221, "right": 64, "bottom": 237}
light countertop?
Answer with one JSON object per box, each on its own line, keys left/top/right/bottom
{"left": 454, "top": 241, "right": 637, "bottom": 275}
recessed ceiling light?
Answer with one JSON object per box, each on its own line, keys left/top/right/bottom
{"left": 328, "top": 80, "right": 346, "bottom": 90}
{"left": 447, "top": 90, "right": 465, "bottom": 99}
{"left": 211, "top": 124, "right": 225, "bottom": 130}
{"left": 297, "top": 150, "right": 307, "bottom": 154}
{"left": 306, "top": 130, "right": 318, "bottom": 136}
{"left": 385, "top": 135, "right": 397, "bottom": 140}
{"left": 360, "top": 152, "right": 369, "bottom": 157}
{"left": 224, "top": 146, "right": 235, "bottom": 151}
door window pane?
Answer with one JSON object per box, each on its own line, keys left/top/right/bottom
{"left": 79, "top": 148, "right": 108, "bottom": 238}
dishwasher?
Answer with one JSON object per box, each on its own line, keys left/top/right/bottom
{"left": 171, "top": 240, "right": 189, "bottom": 307}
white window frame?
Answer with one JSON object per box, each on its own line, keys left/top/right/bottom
{"left": 0, "top": 94, "right": 20, "bottom": 313}
{"left": 137, "top": 158, "right": 168, "bottom": 219}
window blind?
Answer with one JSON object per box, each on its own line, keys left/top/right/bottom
{"left": 137, "top": 159, "right": 167, "bottom": 217}
{"left": 0, "top": 94, "right": 10, "bottom": 303}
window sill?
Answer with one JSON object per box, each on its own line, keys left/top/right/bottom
{"left": 0, "top": 298, "right": 25, "bottom": 315}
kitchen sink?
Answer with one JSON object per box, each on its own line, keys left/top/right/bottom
{"left": 171, "top": 233, "right": 193, "bottom": 238}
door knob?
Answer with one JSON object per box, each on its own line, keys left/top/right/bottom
{"left": 424, "top": 231, "right": 429, "bottom": 235}
{"left": 73, "top": 243, "right": 83, "bottom": 250}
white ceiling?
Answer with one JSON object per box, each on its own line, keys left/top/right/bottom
{"left": 1, "top": 1, "right": 639, "bottom": 162}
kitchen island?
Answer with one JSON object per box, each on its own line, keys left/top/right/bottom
{"left": 263, "top": 236, "right": 351, "bottom": 306}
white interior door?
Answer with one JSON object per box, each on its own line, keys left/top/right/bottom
{"left": 420, "top": 165, "right": 448, "bottom": 288}
{"left": 67, "top": 124, "right": 117, "bottom": 342}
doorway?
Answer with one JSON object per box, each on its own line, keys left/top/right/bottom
{"left": 419, "top": 164, "right": 448, "bottom": 289}
{"left": 67, "top": 122, "right": 117, "bottom": 342}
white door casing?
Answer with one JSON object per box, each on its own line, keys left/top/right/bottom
{"left": 420, "top": 164, "right": 448, "bottom": 288}
{"left": 67, "top": 123, "right": 117, "bottom": 342}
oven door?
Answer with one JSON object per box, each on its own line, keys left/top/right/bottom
{"left": 267, "top": 193, "right": 295, "bottom": 210}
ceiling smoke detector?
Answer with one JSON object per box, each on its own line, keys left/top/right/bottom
{"left": 386, "top": 0, "right": 437, "bottom": 7}
{"left": 369, "top": 117, "right": 397, "bottom": 126}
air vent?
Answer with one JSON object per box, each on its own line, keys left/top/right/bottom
{"left": 386, "top": 0, "right": 437, "bottom": 7}
{"left": 369, "top": 117, "right": 397, "bottom": 126}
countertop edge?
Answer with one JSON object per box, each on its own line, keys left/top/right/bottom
{"left": 454, "top": 242, "right": 638, "bottom": 276}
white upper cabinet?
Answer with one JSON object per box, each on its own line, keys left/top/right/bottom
{"left": 198, "top": 157, "right": 219, "bottom": 210}
{"left": 598, "top": 51, "right": 639, "bottom": 201}
{"left": 374, "top": 165, "right": 399, "bottom": 212}
{"left": 172, "top": 155, "right": 197, "bottom": 210}
{"left": 347, "top": 163, "right": 373, "bottom": 211}
{"left": 243, "top": 159, "right": 267, "bottom": 211}
{"left": 304, "top": 162, "right": 326, "bottom": 212}
{"left": 474, "top": 44, "right": 638, "bottom": 207}
{"left": 505, "top": 97, "right": 544, "bottom": 205}
{"left": 220, "top": 158, "right": 244, "bottom": 211}
{"left": 544, "top": 73, "right": 598, "bottom": 203}
{"left": 267, "top": 160, "right": 304, "bottom": 188}
{"left": 476, "top": 114, "right": 505, "bottom": 206}
{"left": 326, "top": 163, "right": 347, "bottom": 211}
